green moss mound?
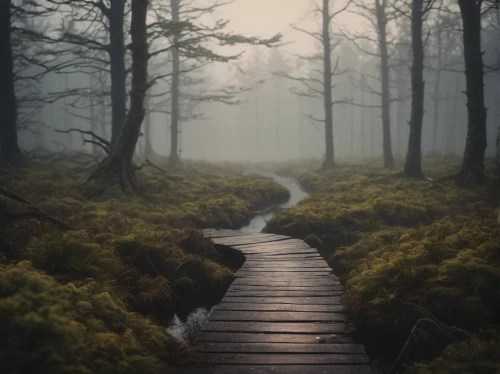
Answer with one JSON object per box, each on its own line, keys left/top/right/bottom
{"left": 341, "top": 216, "right": 500, "bottom": 331}
{"left": 0, "top": 261, "right": 180, "bottom": 374}
{"left": 407, "top": 328, "right": 500, "bottom": 374}
{"left": 263, "top": 157, "right": 500, "bottom": 371}
{"left": 265, "top": 160, "right": 494, "bottom": 250}
{"left": 0, "top": 157, "right": 289, "bottom": 372}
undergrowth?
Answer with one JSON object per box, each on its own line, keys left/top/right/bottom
{"left": 0, "top": 157, "right": 289, "bottom": 373}
{"left": 264, "top": 156, "right": 500, "bottom": 373}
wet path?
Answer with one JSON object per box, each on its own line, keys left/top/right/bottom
{"left": 167, "top": 173, "right": 309, "bottom": 343}
{"left": 177, "top": 230, "right": 371, "bottom": 373}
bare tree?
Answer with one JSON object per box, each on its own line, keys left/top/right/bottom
{"left": 0, "top": 0, "right": 21, "bottom": 167}
{"left": 148, "top": 0, "right": 281, "bottom": 168}
{"left": 342, "top": 0, "right": 398, "bottom": 168}
{"left": 428, "top": 9, "right": 462, "bottom": 155}
{"left": 276, "top": 0, "right": 352, "bottom": 170}
{"left": 89, "top": 0, "right": 149, "bottom": 192}
{"left": 168, "top": 0, "right": 181, "bottom": 167}
{"left": 42, "top": 0, "right": 128, "bottom": 145}
{"left": 457, "top": 0, "right": 488, "bottom": 181}
{"left": 402, "top": 0, "right": 435, "bottom": 178}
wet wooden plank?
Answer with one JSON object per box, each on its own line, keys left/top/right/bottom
{"left": 235, "top": 240, "right": 308, "bottom": 248}
{"left": 231, "top": 278, "right": 340, "bottom": 287}
{"left": 214, "top": 303, "right": 345, "bottom": 313}
{"left": 244, "top": 253, "right": 321, "bottom": 258}
{"left": 225, "top": 290, "right": 343, "bottom": 297}
{"left": 240, "top": 244, "right": 314, "bottom": 250}
{"left": 202, "top": 322, "right": 351, "bottom": 334}
{"left": 196, "top": 342, "right": 364, "bottom": 354}
{"left": 198, "top": 231, "right": 369, "bottom": 373}
{"left": 240, "top": 249, "right": 319, "bottom": 256}
{"left": 222, "top": 296, "right": 342, "bottom": 305}
{"left": 238, "top": 268, "right": 332, "bottom": 273}
{"left": 235, "top": 241, "right": 312, "bottom": 250}
{"left": 242, "top": 251, "right": 320, "bottom": 258}
{"left": 213, "top": 235, "right": 290, "bottom": 246}
{"left": 194, "top": 332, "right": 354, "bottom": 344}
{"left": 210, "top": 234, "right": 280, "bottom": 243}
{"left": 242, "top": 261, "right": 328, "bottom": 268}
{"left": 236, "top": 265, "right": 332, "bottom": 275}
{"left": 209, "top": 311, "right": 346, "bottom": 322}
{"left": 176, "top": 365, "right": 372, "bottom": 374}
{"left": 234, "top": 272, "right": 335, "bottom": 278}
{"left": 227, "top": 286, "right": 344, "bottom": 292}
{"left": 203, "top": 229, "right": 247, "bottom": 238}
{"left": 193, "top": 353, "right": 369, "bottom": 365}
{"left": 245, "top": 255, "right": 322, "bottom": 261}
{"left": 227, "top": 285, "right": 343, "bottom": 293}
{"left": 244, "top": 258, "right": 325, "bottom": 263}
{"left": 233, "top": 238, "right": 306, "bottom": 248}
{"left": 227, "top": 285, "right": 344, "bottom": 292}
{"left": 235, "top": 272, "right": 334, "bottom": 278}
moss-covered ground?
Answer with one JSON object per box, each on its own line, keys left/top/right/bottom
{"left": 264, "top": 156, "right": 500, "bottom": 373}
{"left": 0, "top": 156, "right": 290, "bottom": 374}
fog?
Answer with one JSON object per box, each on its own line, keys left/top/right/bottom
{"left": 14, "top": 0, "right": 500, "bottom": 164}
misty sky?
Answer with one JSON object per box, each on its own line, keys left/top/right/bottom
{"left": 218, "top": 0, "right": 360, "bottom": 54}
{"left": 22, "top": 0, "right": 500, "bottom": 163}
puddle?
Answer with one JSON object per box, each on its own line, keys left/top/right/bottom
{"left": 166, "top": 306, "right": 214, "bottom": 344}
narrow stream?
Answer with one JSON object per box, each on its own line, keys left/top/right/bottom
{"left": 238, "top": 173, "right": 309, "bottom": 234}
{"left": 166, "top": 172, "right": 309, "bottom": 344}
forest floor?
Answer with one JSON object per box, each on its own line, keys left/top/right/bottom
{"left": 263, "top": 156, "right": 500, "bottom": 373}
{"left": 1, "top": 154, "right": 499, "bottom": 374}
{"left": 0, "top": 154, "right": 290, "bottom": 374}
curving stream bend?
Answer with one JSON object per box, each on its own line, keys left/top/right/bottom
{"left": 167, "top": 172, "right": 309, "bottom": 344}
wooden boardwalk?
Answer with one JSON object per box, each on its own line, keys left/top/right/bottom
{"left": 177, "top": 230, "right": 371, "bottom": 374}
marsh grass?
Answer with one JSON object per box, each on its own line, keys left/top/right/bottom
{"left": 0, "top": 157, "right": 290, "bottom": 373}
{"left": 264, "top": 156, "right": 500, "bottom": 373}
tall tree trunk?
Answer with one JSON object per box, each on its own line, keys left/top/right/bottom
{"left": 431, "top": 25, "right": 443, "bottom": 155}
{"left": 458, "top": 0, "right": 487, "bottom": 181}
{"left": 144, "top": 95, "right": 152, "bottom": 159}
{"left": 299, "top": 95, "right": 304, "bottom": 159}
{"left": 100, "top": 99, "right": 107, "bottom": 144}
{"left": 98, "top": 72, "right": 108, "bottom": 144}
{"left": 109, "top": 0, "right": 127, "bottom": 145}
{"left": 360, "top": 91, "right": 366, "bottom": 158}
{"left": 350, "top": 87, "right": 354, "bottom": 157}
{"left": 64, "top": 75, "right": 74, "bottom": 149}
{"left": 275, "top": 79, "right": 280, "bottom": 155}
{"left": 496, "top": 126, "right": 500, "bottom": 176}
{"left": 178, "top": 119, "right": 182, "bottom": 158}
{"left": 0, "top": 0, "right": 21, "bottom": 167}
{"left": 371, "top": 94, "right": 375, "bottom": 157}
{"left": 447, "top": 74, "right": 460, "bottom": 155}
{"left": 89, "top": 0, "right": 149, "bottom": 192}
{"left": 255, "top": 86, "right": 261, "bottom": 160}
{"left": 404, "top": 0, "right": 425, "bottom": 178}
{"left": 168, "top": 0, "right": 181, "bottom": 167}
{"left": 395, "top": 71, "right": 407, "bottom": 158}
{"left": 376, "top": 0, "right": 395, "bottom": 168}
{"left": 395, "top": 98, "right": 404, "bottom": 157}
{"left": 322, "top": 0, "right": 335, "bottom": 170}
{"left": 89, "top": 74, "right": 97, "bottom": 155}
{"left": 497, "top": 6, "right": 500, "bottom": 175}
